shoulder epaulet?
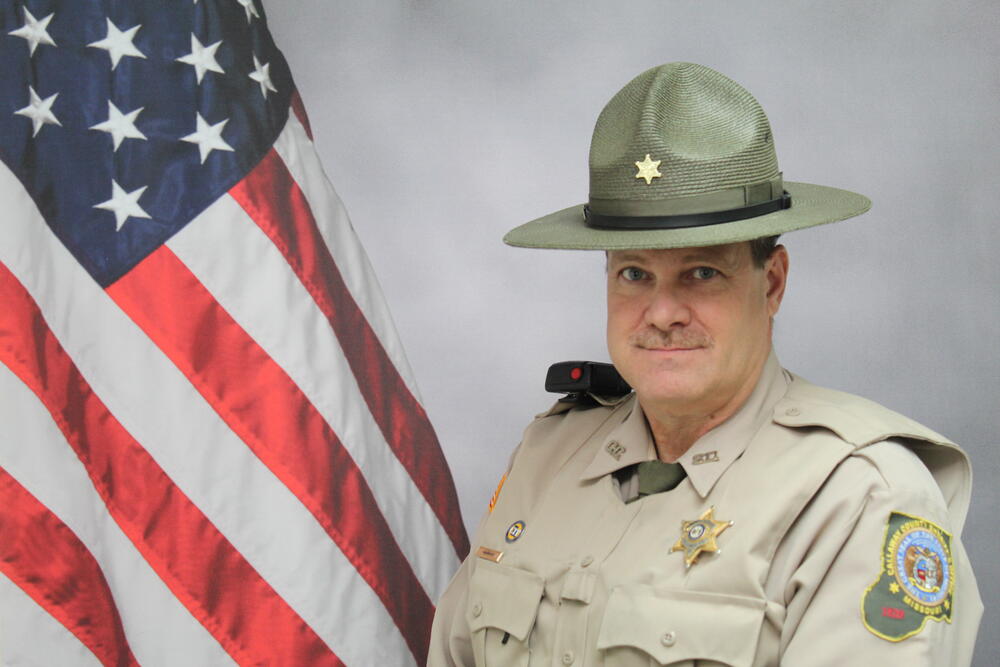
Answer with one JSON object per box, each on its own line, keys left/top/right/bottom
{"left": 534, "top": 392, "right": 630, "bottom": 419}
{"left": 773, "top": 374, "right": 954, "bottom": 449}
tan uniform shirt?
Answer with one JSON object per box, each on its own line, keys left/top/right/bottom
{"left": 429, "top": 354, "right": 983, "bottom": 666}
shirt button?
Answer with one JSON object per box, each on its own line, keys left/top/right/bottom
{"left": 661, "top": 631, "right": 677, "bottom": 647}
{"left": 785, "top": 407, "right": 801, "bottom": 417}
{"left": 472, "top": 603, "right": 482, "bottom": 617}
{"left": 561, "top": 651, "right": 575, "bottom": 665}
{"left": 580, "top": 555, "right": 594, "bottom": 567}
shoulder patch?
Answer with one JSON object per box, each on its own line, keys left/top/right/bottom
{"left": 862, "top": 512, "right": 954, "bottom": 641}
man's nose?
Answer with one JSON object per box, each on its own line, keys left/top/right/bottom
{"left": 644, "top": 285, "right": 692, "bottom": 330}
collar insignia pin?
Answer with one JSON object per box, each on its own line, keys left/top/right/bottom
{"left": 671, "top": 506, "right": 733, "bottom": 568}
{"left": 692, "top": 451, "right": 719, "bottom": 465}
{"left": 634, "top": 153, "right": 662, "bottom": 184}
{"left": 606, "top": 440, "right": 626, "bottom": 460}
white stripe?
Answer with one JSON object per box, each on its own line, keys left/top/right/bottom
{"left": 274, "top": 111, "right": 425, "bottom": 403}
{"left": 0, "top": 163, "right": 414, "bottom": 665}
{"left": 167, "top": 183, "right": 459, "bottom": 600}
{"left": 0, "top": 575, "right": 103, "bottom": 667}
{"left": 0, "top": 363, "right": 233, "bottom": 667}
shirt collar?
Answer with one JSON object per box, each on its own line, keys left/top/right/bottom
{"left": 581, "top": 350, "right": 789, "bottom": 498}
{"left": 580, "top": 394, "right": 656, "bottom": 481}
{"left": 678, "top": 350, "right": 788, "bottom": 497}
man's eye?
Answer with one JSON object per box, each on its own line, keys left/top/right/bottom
{"left": 621, "top": 267, "right": 646, "bottom": 281}
{"left": 691, "top": 267, "right": 718, "bottom": 280}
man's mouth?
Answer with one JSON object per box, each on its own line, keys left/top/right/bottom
{"left": 628, "top": 330, "right": 711, "bottom": 351}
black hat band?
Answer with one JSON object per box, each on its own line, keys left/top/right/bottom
{"left": 584, "top": 191, "right": 791, "bottom": 230}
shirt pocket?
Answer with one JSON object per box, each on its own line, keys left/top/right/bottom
{"left": 597, "top": 586, "right": 766, "bottom": 667}
{"left": 467, "top": 559, "right": 545, "bottom": 667}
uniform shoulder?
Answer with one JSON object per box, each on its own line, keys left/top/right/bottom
{"left": 531, "top": 391, "right": 633, "bottom": 420}
{"left": 517, "top": 393, "right": 633, "bottom": 460}
{"left": 801, "top": 441, "right": 953, "bottom": 547}
{"left": 774, "top": 373, "right": 953, "bottom": 448}
{"left": 774, "top": 373, "right": 972, "bottom": 529}
{"left": 496, "top": 394, "right": 633, "bottom": 514}
{"left": 845, "top": 440, "right": 947, "bottom": 507}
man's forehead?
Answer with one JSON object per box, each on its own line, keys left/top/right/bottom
{"left": 608, "top": 243, "right": 750, "bottom": 267}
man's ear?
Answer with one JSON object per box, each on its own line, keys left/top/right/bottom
{"left": 765, "top": 245, "right": 789, "bottom": 318}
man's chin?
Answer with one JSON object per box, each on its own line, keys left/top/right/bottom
{"left": 626, "top": 347, "right": 708, "bottom": 377}
{"left": 630, "top": 375, "right": 710, "bottom": 406}
{"left": 613, "top": 349, "right": 712, "bottom": 396}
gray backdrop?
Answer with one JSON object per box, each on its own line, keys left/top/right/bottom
{"left": 268, "top": 2, "right": 998, "bottom": 663}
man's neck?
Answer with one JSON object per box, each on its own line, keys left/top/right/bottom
{"left": 641, "top": 354, "right": 769, "bottom": 463}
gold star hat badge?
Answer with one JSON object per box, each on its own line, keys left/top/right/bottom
{"left": 671, "top": 506, "right": 733, "bottom": 568}
{"left": 634, "top": 153, "right": 661, "bottom": 184}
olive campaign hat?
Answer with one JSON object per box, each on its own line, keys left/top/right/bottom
{"left": 503, "top": 63, "right": 871, "bottom": 250}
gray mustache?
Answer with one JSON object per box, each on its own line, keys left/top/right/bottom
{"left": 627, "top": 329, "right": 712, "bottom": 350}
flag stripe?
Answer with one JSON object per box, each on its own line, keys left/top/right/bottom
{"left": 0, "top": 360, "right": 237, "bottom": 667}
{"left": 229, "top": 149, "right": 471, "bottom": 559}
{"left": 290, "top": 89, "right": 314, "bottom": 141}
{"left": 0, "top": 575, "right": 103, "bottom": 667}
{"left": 272, "top": 112, "right": 426, "bottom": 406}
{"left": 166, "top": 189, "right": 459, "bottom": 600}
{"left": 0, "top": 261, "right": 342, "bottom": 667}
{"left": 0, "top": 222, "right": 237, "bottom": 666}
{"left": 0, "top": 466, "right": 139, "bottom": 667}
{"left": 2, "top": 164, "right": 414, "bottom": 665}
{"left": 106, "top": 245, "right": 435, "bottom": 664}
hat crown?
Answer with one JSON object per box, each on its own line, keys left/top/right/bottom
{"left": 589, "top": 63, "right": 779, "bottom": 201}
{"left": 502, "top": 62, "right": 870, "bottom": 251}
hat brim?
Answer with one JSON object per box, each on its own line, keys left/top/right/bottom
{"left": 502, "top": 182, "right": 870, "bottom": 250}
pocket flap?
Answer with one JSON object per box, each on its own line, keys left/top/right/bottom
{"left": 467, "top": 560, "right": 545, "bottom": 642}
{"left": 597, "top": 586, "right": 765, "bottom": 666}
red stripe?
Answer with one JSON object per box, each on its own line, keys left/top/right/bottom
{"left": 230, "top": 148, "right": 470, "bottom": 559}
{"left": 0, "top": 467, "right": 139, "bottom": 667}
{"left": 290, "top": 89, "right": 313, "bottom": 140}
{"left": 0, "top": 261, "right": 342, "bottom": 667}
{"left": 106, "top": 246, "right": 435, "bottom": 664}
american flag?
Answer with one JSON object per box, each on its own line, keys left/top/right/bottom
{"left": 0, "top": 1, "right": 468, "bottom": 665}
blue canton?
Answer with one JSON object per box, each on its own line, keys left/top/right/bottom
{"left": 1, "top": 0, "right": 293, "bottom": 286}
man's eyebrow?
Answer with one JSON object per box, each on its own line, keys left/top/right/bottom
{"left": 608, "top": 247, "right": 745, "bottom": 269}
{"left": 679, "top": 248, "right": 742, "bottom": 268}
{"left": 608, "top": 252, "right": 648, "bottom": 264}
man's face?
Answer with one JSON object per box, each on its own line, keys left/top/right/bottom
{"left": 606, "top": 242, "right": 788, "bottom": 418}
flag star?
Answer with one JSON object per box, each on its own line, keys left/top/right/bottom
{"left": 88, "top": 18, "right": 146, "bottom": 70}
{"left": 14, "top": 86, "right": 61, "bottom": 137}
{"left": 8, "top": 7, "right": 56, "bottom": 56}
{"left": 90, "top": 101, "right": 147, "bottom": 151}
{"left": 181, "top": 113, "right": 234, "bottom": 163}
{"left": 236, "top": 0, "right": 260, "bottom": 22}
{"left": 249, "top": 55, "right": 278, "bottom": 98}
{"left": 176, "top": 34, "right": 224, "bottom": 84}
{"left": 94, "top": 180, "right": 151, "bottom": 231}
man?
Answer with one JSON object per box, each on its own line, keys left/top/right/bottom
{"left": 429, "top": 63, "right": 982, "bottom": 665}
